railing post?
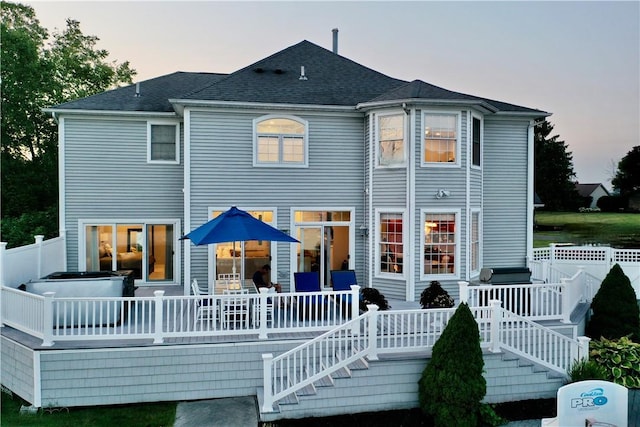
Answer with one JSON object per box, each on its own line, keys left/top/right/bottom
{"left": 366, "top": 305, "right": 379, "bottom": 361}
{"left": 576, "top": 265, "right": 586, "bottom": 302}
{"left": 577, "top": 336, "right": 591, "bottom": 362}
{"left": 489, "top": 300, "right": 502, "bottom": 353}
{"left": 261, "top": 353, "right": 274, "bottom": 413}
{"left": 35, "top": 235, "right": 44, "bottom": 279}
{"left": 350, "top": 285, "right": 360, "bottom": 335}
{"left": 458, "top": 281, "right": 469, "bottom": 305}
{"left": 258, "top": 288, "right": 269, "bottom": 340}
{"left": 59, "top": 229, "right": 68, "bottom": 271}
{"left": 42, "top": 291, "right": 55, "bottom": 347}
{"left": 560, "top": 278, "right": 571, "bottom": 324}
{"left": 153, "top": 290, "right": 165, "bottom": 344}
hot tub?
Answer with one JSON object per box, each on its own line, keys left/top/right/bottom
{"left": 26, "top": 273, "right": 127, "bottom": 327}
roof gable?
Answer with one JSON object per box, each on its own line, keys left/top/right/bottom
{"left": 575, "top": 183, "right": 610, "bottom": 198}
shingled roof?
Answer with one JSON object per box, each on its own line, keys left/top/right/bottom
{"left": 52, "top": 72, "right": 227, "bottom": 112}
{"left": 50, "top": 40, "right": 546, "bottom": 115}
{"left": 180, "top": 40, "right": 407, "bottom": 106}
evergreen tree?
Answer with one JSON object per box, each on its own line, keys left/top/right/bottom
{"left": 534, "top": 119, "right": 581, "bottom": 211}
{"left": 419, "top": 303, "right": 486, "bottom": 426}
{"left": 587, "top": 264, "right": 640, "bottom": 342}
{"left": 612, "top": 145, "right": 640, "bottom": 196}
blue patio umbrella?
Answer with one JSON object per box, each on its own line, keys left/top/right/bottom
{"left": 183, "top": 206, "right": 299, "bottom": 276}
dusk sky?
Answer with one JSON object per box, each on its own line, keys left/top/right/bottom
{"left": 28, "top": 1, "right": 639, "bottom": 188}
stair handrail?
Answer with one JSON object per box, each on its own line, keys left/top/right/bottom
{"left": 489, "top": 300, "right": 590, "bottom": 375}
{"left": 261, "top": 309, "right": 373, "bottom": 413}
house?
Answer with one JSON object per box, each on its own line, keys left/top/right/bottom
{"left": 575, "top": 182, "right": 610, "bottom": 208}
{"left": 46, "top": 38, "right": 548, "bottom": 303}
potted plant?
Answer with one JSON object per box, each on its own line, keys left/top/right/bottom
{"left": 359, "top": 287, "right": 390, "bottom": 311}
{"left": 420, "top": 281, "right": 454, "bottom": 309}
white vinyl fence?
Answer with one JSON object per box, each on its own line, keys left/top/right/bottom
{"left": 0, "top": 234, "right": 66, "bottom": 288}
{"left": 530, "top": 245, "right": 640, "bottom": 297}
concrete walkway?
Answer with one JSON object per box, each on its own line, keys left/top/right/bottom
{"left": 174, "top": 390, "right": 640, "bottom": 426}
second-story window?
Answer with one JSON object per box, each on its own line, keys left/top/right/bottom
{"left": 378, "top": 113, "right": 405, "bottom": 167}
{"left": 254, "top": 116, "right": 307, "bottom": 167}
{"left": 148, "top": 122, "right": 179, "bottom": 163}
{"left": 424, "top": 113, "right": 458, "bottom": 165}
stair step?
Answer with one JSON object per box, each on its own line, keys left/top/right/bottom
{"left": 313, "top": 374, "right": 335, "bottom": 388}
{"left": 335, "top": 347, "right": 369, "bottom": 370}
{"left": 277, "top": 392, "right": 299, "bottom": 405}
{"left": 296, "top": 382, "right": 317, "bottom": 396}
{"left": 330, "top": 366, "right": 351, "bottom": 379}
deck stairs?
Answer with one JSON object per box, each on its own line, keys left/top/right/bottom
{"left": 257, "top": 303, "right": 588, "bottom": 420}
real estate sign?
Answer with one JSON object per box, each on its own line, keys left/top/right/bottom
{"left": 557, "top": 380, "right": 628, "bottom": 427}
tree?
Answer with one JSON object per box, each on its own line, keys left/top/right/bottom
{"left": 587, "top": 264, "right": 640, "bottom": 342}
{"left": 1, "top": 2, "right": 135, "bottom": 247}
{"left": 534, "top": 119, "right": 581, "bottom": 211}
{"left": 419, "top": 303, "right": 486, "bottom": 426}
{"left": 612, "top": 146, "right": 640, "bottom": 196}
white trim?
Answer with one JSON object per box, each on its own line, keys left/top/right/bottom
{"left": 357, "top": 99, "right": 500, "bottom": 114}
{"left": 33, "top": 351, "right": 41, "bottom": 407}
{"left": 419, "top": 208, "right": 461, "bottom": 281}
{"left": 184, "top": 109, "right": 191, "bottom": 295}
{"left": 374, "top": 208, "right": 407, "bottom": 280}
{"left": 527, "top": 121, "right": 535, "bottom": 260}
{"left": 375, "top": 111, "right": 406, "bottom": 169}
{"left": 466, "top": 111, "right": 472, "bottom": 281}
{"left": 77, "top": 219, "right": 181, "bottom": 286}
{"left": 407, "top": 107, "right": 416, "bottom": 301}
{"left": 421, "top": 110, "right": 462, "bottom": 168}
{"left": 367, "top": 114, "right": 374, "bottom": 289}
{"left": 290, "top": 207, "right": 356, "bottom": 286}
{"left": 170, "top": 98, "right": 358, "bottom": 113}
{"left": 147, "top": 120, "right": 180, "bottom": 164}
{"left": 58, "top": 117, "right": 66, "bottom": 236}
{"left": 43, "top": 108, "right": 178, "bottom": 118}
{"left": 252, "top": 115, "right": 309, "bottom": 168}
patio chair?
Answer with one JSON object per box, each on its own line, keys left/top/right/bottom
{"left": 221, "top": 288, "right": 250, "bottom": 329}
{"left": 329, "top": 270, "right": 358, "bottom": 318}
{"left": 293, "top": 271, "right": 325, "bottom": 320}
{"left": 191, "top": 279, "right": 216, "bottom": 321}
{"left": 252, "top": 287, "right": 276, "bottom": 327}
{"left": 218, "top": 273, "right": 242, "bottom": 290}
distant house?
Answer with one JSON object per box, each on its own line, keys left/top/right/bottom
{"left": 575, "top": 183, "right": 610, "bottom": 208}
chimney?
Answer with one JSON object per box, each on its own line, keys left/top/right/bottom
{"left": 135, "top": 82, "right": 140, "bottom": 97}
{"left": 332, "top": 28, "right": 338, "bottom": 54}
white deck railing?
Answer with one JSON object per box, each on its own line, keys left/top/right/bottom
{"left": 1, "top": 285, "right": 361, "bottom": 347}
{"left": 261, "top": 301, "right": 590, "bottom": 412}
{"left": 459, "top": 268, "right": 590, "bottom": 324}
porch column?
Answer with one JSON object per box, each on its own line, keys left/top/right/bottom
{"left": 458, "top": 281, "right": 469, "bottom": 304}
{"left": 258, "top": 288, "right": 269, "bottom": 340}
{"left": 560, "top": 278, "right": 571, "bottom": 324}
{"left": 261, "top": 353, "right": 275, "bottom": 413}
{"left": 577, "top": 336, "right": 591, "bottom": 362}
{"left": 350, "top": 285, "right": 360, "bottom": 335}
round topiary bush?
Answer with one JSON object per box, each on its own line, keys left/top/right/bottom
{"left": 419, "top": 302, "right": 486, "bottom": 426}
{"left": 359, "top": 287, "right": 390, "bottom": 311}
{"left": 419, "top": 280, "right": 454, "bottom": 309}
{"left": 587, "top": 264, "right": 640, "bottom": 342}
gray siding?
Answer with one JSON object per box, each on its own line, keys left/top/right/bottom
{"left": 1, "top": 337, "right": 35, "bottom": 403}
{"left": 188, "top": 110, "right": 365, "bottom": 290}
{"left": 63, "top": 117, "right": 184, "bottom": 272}
{"left": 483, "top": 118, "right": 530, "bottom": 267}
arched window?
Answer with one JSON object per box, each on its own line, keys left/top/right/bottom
{"left": 254, "top": 116, "right": 307, "bottom": 166}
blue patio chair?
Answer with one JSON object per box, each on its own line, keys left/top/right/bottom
{"left": 329, "top": 270, "right": 358, "bottom": 317}
{"left": 293, "top": 271, "right": 324, "bottom": 319}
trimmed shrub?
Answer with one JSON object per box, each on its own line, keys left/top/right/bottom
{"left": 587, "top": 264, "right": 640, "bottom": 341}
{"left": 419, "top": 303, "right": 485, "bottom": 426}
{"left": 359, "top": 288, "right": 390, "bottom": 311}
{"left": 590, "top": 336, "right": 640, "bottom": 388}
{"left": 420, "top": 280, "right": 454, "bottom": 309}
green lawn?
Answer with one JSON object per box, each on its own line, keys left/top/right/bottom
{"left": 1, "top": 391, "right": 176, "bottom": 427}
{"left": 534, "top": 211, "right": 640, "bottom": 248}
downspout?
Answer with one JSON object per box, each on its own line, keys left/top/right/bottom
{"left": 183, "top": 109, "right": 191, "bottom": 296}
{"left": 406, "top": 107, "right": 416, "bottom": 301}
{"left": 526, "top": 120, "right": 535, "bottom": 262}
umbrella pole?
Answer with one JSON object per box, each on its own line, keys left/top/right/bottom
{"left": 232, "top": 241, "right": 237, "bottom": 276}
